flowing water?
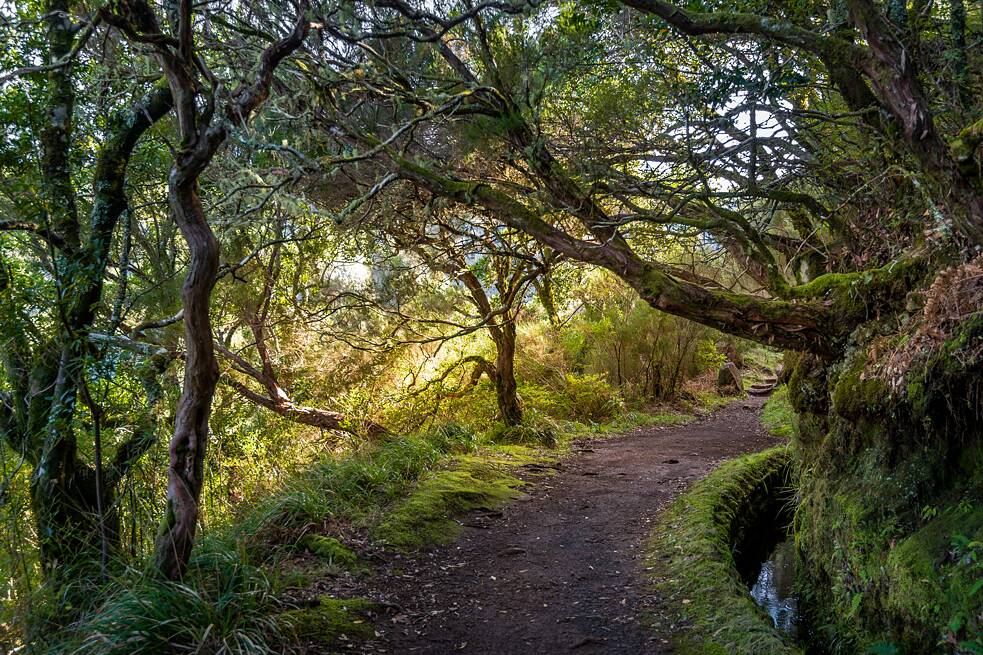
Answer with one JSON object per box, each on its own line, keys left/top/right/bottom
{"left": 750, "top": 537, "right": 801, "bottom": 635}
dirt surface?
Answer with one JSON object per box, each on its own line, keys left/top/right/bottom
{"left": 332, "top": 398, "right": 778, "bottom": 654}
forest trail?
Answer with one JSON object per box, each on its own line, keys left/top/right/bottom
{"left": 340, "top": 398, "right": 779, "bottom": 654}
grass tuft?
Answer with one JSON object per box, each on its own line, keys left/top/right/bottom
{"left": 762, "top": 386, "right": 798, "bottom": 440}
{"left": 49, "top": 549, "right": 284, "bottom": 655}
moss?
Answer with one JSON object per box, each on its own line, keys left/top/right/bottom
{"left": 950, "top": 115, "right": 983, "bottom": 170}
{"left": 787, "top": 353, "right": 828, "bottom": 416}
{"left": 762, "top": 386, "right": 797, "bottom": 440}
{"left": 298, "top": 534, "right": 359, "bottom": 571}
{"left": 371, "top": 452, "right": 532, "bottom": 550}
{"left": 831, "top": 354, "right": 890, "bottom": 421}
{"left": 786, "top": 256, "right": 922, "bottom": 307}
{"left": 278, "top": 596, "right": 377, "bottom": 645}
{"left": 647, "top": 447, "right": 801, "bottom": 655}
{"left": 795, "top": 343, "right": 982, "bottom": 655}
{"left": 884, "top": 502, "right": 983, "bottom": 650}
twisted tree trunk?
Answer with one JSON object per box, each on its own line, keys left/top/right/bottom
{"left": 154, "top": 180, "right": 220, "bottom": 579}
{"left": 104, "top": 0, "right": 313, "bottom": 579}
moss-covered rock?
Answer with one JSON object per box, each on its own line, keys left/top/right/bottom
{"left": 278, "top": 595, "right": 377, "bottom": 646}
{"left": 791, "top": 315, "right": 983, "bottom": 654}
{"left": 298, "top": 534, "right": 359, "bottom": 571}
{"left": 830, "top": 352, "right": 890, "bottom": 421}
{"left": 884, "top": 502, "right": 983, "bottom": 649}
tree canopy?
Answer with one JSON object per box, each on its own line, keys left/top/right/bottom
{"left": 1, "top": 0, "right": 981, "bottom": 651}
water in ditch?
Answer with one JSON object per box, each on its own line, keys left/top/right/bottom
{"left": 750, "top": 537, "right": 802, "bottom": 636}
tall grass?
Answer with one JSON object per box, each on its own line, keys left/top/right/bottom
{"left": 44, "top": 550, "right": 284, "bottom": 655}
{"left": 217, "top": 422, "right": 482, "bottom": 553}
{"left": 762, "top": 386, "right": 798, "bottom": 440}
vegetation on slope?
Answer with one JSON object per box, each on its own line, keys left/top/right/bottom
{"left": 791, "top": 313, "right": 983, "bottom": 655}
{"left": 762, "top": 387, "right": 798, "bottom": 442}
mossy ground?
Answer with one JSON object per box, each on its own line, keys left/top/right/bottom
{"left": 298, "top": 534, "right": 360, "bottom": 571}
{"left": 278, "top": 595, "right": 378, "bottom": 647}
{"left": 646, "top": 447, "right": 802, "bottom": 655}
{"left": 371, "top": 448, "right": 544, "bottom": 549}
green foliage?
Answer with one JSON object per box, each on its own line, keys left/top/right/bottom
{"left": 556, "top": 271, "right": 719, "bottom": 401}
{"left": 696, "top": 340, "right": 727, "bottom": 372}
{"left": 518, "top": 374, "right": 622, "bottom": 423}
{"left": 48, "top": 550, "right": 283, "bottom": 655}
{"left": 489, "top": 410, "right": 560, "bottom": 447}
{"left": 234, "top": 424, "right": 484, "bottom": 549}
{"left": 762, "top": 386, "right": 797, "bottom": 441}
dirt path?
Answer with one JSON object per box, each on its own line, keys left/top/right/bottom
{"left": 340, "top": 398, "right": 778, "bottom": 654}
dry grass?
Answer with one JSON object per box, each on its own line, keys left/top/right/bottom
{"left": 873, "top": 254, "right": 983, "bottom": 391}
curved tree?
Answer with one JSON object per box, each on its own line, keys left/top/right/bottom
{"left": 286, "top": 0, "right": 983, "bottom": 648}
{"left": 0, "top": 0, "right": 173, "bottom": 602}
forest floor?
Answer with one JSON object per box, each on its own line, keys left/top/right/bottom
{"left": 313, "top": 397, "right": 779, "bottom": 654}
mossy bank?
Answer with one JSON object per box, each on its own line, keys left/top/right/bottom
{"left": 647, "top": 446, "right": 800, "bottom": 655}
{"left": 789, "top": 315, "right": 983, "bottom": 654}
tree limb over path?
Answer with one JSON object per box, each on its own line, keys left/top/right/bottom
{"left": 620, "top": 0, "right": 983, "bottom": 246}
{"left": 391, "top": 154, "right": 906, "bottom": 357}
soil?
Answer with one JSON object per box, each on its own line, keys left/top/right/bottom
{"left": 322, "top": 397, "right": 778, "bottom": 654}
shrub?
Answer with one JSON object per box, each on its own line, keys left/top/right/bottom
{"left": 50, "top": 550, "right": 283, "bottom": 655}
{"left": 519, "top": 374, "right": 621, "bottom": 423}
{"left": 554, "top": 373, "right": 621, "bottom": 422}
{"left": 696, "top": 339, "right": 727, "bottom": 372}
{"left": 488, "top": 410, "right": 560, "bottom": 448}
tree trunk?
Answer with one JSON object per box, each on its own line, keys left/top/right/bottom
{"left": 30, "top": 461, "right": 120, "bottom": 586}
{"left": 950, "top": 0, "right": 969, "bottom": 107}
{"left": 138, "top": 0, "right": 308, "bottom": 579}
{"left": 153, "top": 181, "right": 220, "bottom": 580}
{"left": 493, "top": 323, "right": 522, "bottom": 426}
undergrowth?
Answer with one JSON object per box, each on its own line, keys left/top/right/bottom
{"left": 37, "top": 399, "right": 726, "bottom": 655}
{"left": 45, "top": 549, "right": 285, "bottom": 655}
